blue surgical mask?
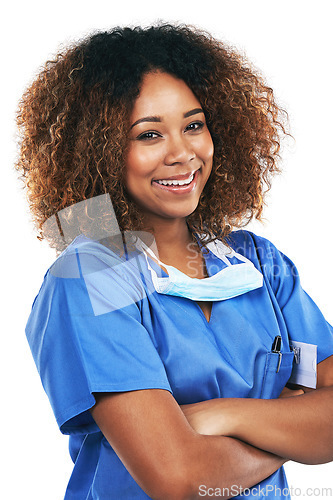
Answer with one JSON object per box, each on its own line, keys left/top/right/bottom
{"left": 136, "top": 237, "right": 263, "bottom": 302}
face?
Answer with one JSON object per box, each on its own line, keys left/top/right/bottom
{"left": 125, "top": 71, "right": 214, "bottom": 225}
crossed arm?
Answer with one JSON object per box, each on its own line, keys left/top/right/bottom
{"left": 180, "top": 374, "right": 333, "bottom": 465}
{"left": 90, "top": 355, "right": 333, "bottom": 500}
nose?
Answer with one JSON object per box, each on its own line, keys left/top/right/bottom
{"left": 164, "top": 135, "right": 195, "bottom": 165}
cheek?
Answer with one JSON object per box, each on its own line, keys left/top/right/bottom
{"left": 125, "top": 146, "right": 160, "bottom": 180}
{"left": 197, "top": 133, "right": 214, "bottom": 164}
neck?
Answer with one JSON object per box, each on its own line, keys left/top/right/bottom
{"left": 141, "top": 216, "right": 194, "bottom": 258}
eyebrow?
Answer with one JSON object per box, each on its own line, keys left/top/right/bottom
{"left": 130, "top": 107, "right": 204, "bottom": 129}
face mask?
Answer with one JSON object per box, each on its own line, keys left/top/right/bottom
{"left": 136, "top": 237, "right": 263, "bottom": 302}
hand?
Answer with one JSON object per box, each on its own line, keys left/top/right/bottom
{"left": 180, "top": 398, "right": 236, "bottom": 436}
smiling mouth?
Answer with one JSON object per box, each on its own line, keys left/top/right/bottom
{"left": 153, "top": 169, "right": 199, "bottom": 186}
{"left": 152, "top": 168, "right": 200, "bottom": 193}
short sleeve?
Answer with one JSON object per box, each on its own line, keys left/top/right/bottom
{"left": 25, "top": 242, "right": 172, "bottom": 435}
{"left": 254, "top": 234, "right": 333, "bottom": 364}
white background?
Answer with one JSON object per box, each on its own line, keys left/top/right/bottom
{"left": 2, "top": 0, "right": 333, "bottom": 498}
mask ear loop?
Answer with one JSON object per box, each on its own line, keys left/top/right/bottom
{"left": 220, "top": 255, "right": 232, "bottom": 267}
{"left": 136, "top": 239, "right": 169, "bottom": 270}
{"left": 208, "top": 239, "right": 236, "bottom": 257}
{"left": 206, "top": 239, "right": 235, "bottom": 267}
{"left": 232, "top": 251, "right": 256, "bottom": 266}
{"left": 209, "top": 239, "right": 261, "bottom": 271}
{"left": 134, "top": 238, "right": 171, "bottom": 292}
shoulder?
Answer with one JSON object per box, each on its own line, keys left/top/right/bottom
{"left": 28, "top": 235, "right": 146, "bottom": 321}
{"left": 48, "top": 234, "right": 126, "bottom": 278}
{"left": 225, "top": 229, "right": 281, "bottom": 264}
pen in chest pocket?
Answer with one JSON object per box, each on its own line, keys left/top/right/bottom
{"left": 271, "top": 335, "right": 282, "bottom": 373}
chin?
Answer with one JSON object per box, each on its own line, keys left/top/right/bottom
{"left": 162, "top": 206, "right": 199, "bottom": 220}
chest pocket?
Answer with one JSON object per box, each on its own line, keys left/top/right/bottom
{"left": 260, "top": 351, "right": 295, "bottom": 399}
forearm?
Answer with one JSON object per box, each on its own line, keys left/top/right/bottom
{"left": 185, "top": 433, "right": 285, "bottom": 500}
{"left": 228, "top": 386, "right": 333, "bottom": 464}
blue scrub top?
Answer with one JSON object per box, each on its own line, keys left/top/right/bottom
{"left": 25, "top": 230, "right": 333, "bottom": 499}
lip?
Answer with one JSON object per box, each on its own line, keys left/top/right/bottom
{"left": 152, "top": 168, "right": 200, "bottom": 194}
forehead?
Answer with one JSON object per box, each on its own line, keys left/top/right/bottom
{"left": 131, "top": 71, "right": 201, "bottom": 116}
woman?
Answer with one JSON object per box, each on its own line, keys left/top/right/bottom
{"left": 16, "top": 24, "right": 333, "bottom": 499}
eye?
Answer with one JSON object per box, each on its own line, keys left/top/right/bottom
{"left": 136, "top": 131, "right": 161, "bottom": 141}
{"left": 185, "top": 121, "right": 205, "bottom": 132}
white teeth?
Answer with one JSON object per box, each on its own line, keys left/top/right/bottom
{"left": 155, "top": 172, "right": 195, "bottom": 186}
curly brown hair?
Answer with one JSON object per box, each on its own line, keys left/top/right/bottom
{"left": 15, "top": 23, "right": 288, "bottom": 252}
